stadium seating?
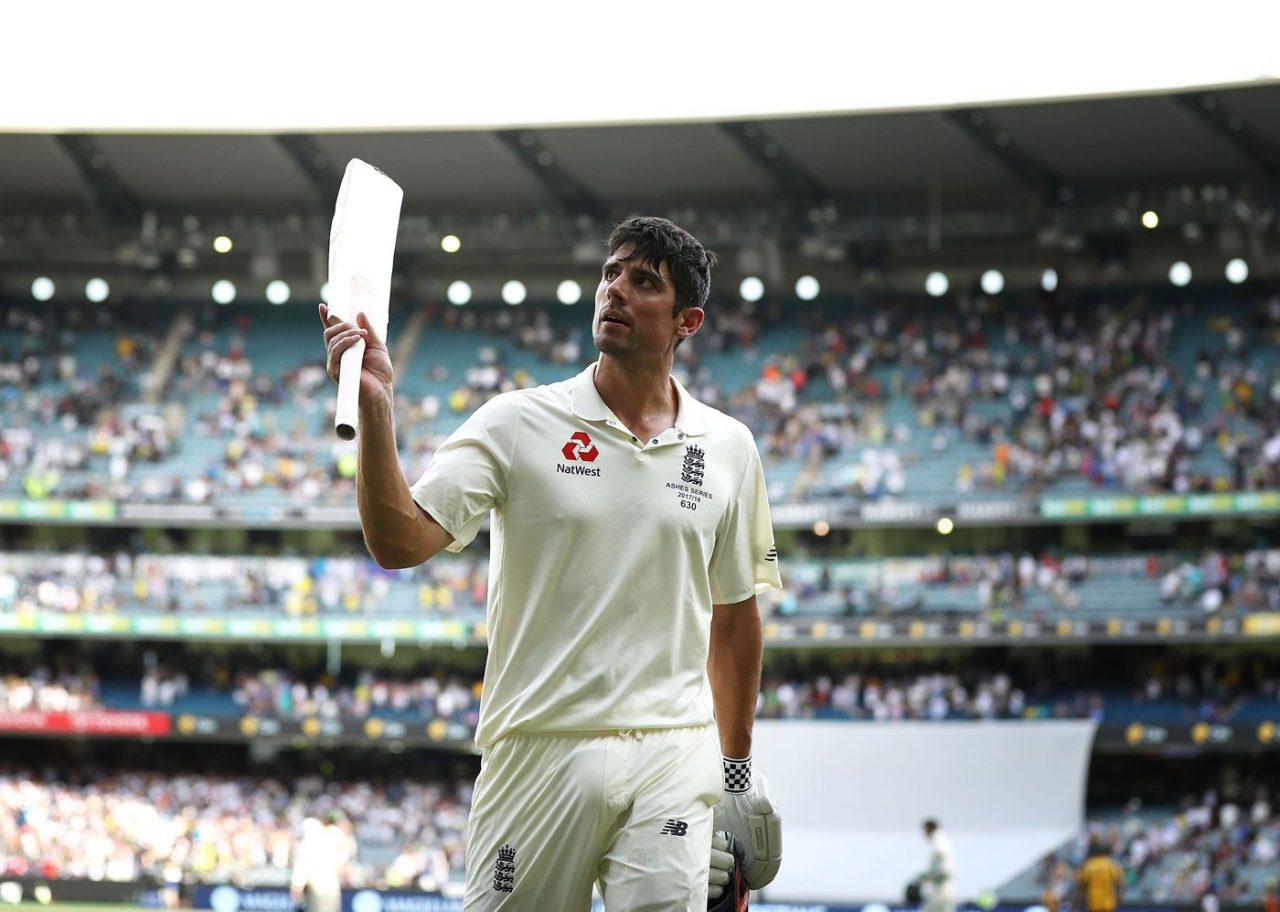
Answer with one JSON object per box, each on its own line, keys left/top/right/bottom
{"left": 0, "top": 767, "right": 470, "bottom": 889}
{"left": 7, "top": 645, "right": 1275, "bottom": 728}
{"left": 999, "top": 797, "right": 1280, "bottom": 905}
{"left": 5, "top": 289, "right": 1280, "bottom": 509}
{"left": 5, "top": 549, "right": 1274, "bottom": 624}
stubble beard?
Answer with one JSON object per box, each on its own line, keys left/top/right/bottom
{"left": 592, "top": 313, "right": 633, "bottom": 358}
{"left": 593, "top": 330, "right": 627, "bottom": 357}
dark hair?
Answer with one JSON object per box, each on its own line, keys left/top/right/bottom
{"left": 923, "top": 819, "right": 939, "bottom": 833}
{"left": 607, "top": 216, "right": 717, "bottom": 315}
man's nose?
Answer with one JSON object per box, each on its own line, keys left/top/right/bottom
{"left": 605, "top": 277, "right": 627, "bottom": 305}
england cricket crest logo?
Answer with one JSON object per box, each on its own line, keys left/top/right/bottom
{"left": 681, "top": 444, "right": 706, "bottom": 486}
{"left": 493, "top": 844, "right": 516, "bottom": 893}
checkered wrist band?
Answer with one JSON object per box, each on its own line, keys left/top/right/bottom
{"left": 723, "top": 755, "right": 752, "bottom": 793}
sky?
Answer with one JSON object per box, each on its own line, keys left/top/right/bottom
{"left": 3, "top": 0, "right": 1279, "bottom": 132}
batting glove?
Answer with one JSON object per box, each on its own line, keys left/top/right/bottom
{"left": 713, "top": 756, "right": 782, "bottom": 889}
{"left": 707, "top": 831, "right": 748, "bottom": 912}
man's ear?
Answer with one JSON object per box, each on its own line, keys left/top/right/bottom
{"left": 676, "top": 306, "right": 705, "bottom": 342}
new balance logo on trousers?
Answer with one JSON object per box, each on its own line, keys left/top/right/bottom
{"left": 660, "top": 819, "right": 688, "bottom": 836}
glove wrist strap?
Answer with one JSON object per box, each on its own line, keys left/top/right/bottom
{"left": 722, "top": 755, "right": 752, "bottom": 793}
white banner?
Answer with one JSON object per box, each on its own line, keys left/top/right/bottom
{"left": 753, "top": 720, "right": 1096, "bottom": 903}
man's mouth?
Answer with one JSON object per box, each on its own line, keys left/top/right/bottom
{"left": 600, "top": 313, "right": 629, "bottom": 327}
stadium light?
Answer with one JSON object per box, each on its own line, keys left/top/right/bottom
{"left": 446, "top": 280, "right": 472, "bottom": 305}
{"left": 980, "top": 269, "right": 1004, "bottom": 295}
{"left": 936, "top": 517, "right": 955, "bottom": 535}
{"left": 925, "top": 271, "right": 949, "bottom": 297}
{"left": 739, "top": 276, "right": 764, "bottom": 302}
{"left": 556, "top": 280, "right": 582, "bottom": 305}
{"left": 502, "top": 280, "right": 527, "bottom": 305}
{"left": 441, "top": 234, "right": 462, "bottom": 254}
{"left": 795, "top": 275, "right": 820, "bottom": 301}
{"left": 31, "top": 277, "right": 54, "bottom": 302}
{"left": 319, "top": 282, "right": 331, "bottom": 302}
{"left": 1169, "top": 261, "right": 1192, "bottom": 287}
{"left": 212, "top": 280, "right": 236, "bottom": 305}
{"left": 1225, "top": 258, "right": 1249, "bottom": 284}
{"left": 213, "top": 235, "right": 233, "bottom": 254}
{"left": 85, "top": 278, "right": 110, "bottom": 303}
{"left": 266, "top": 280, "right": 291, "bottom": 305}
{"left": 1141, "top": 210, "right": 1159, "bottom": 229}
{"left": 1041, "top": 268, "right": 1059, "bottom": 292}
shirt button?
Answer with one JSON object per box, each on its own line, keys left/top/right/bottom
{"left": 677, "top": 432, "right": 685, "bottom": 440}
{"left": 650, "top": 438, "right": 658, "bottom": 445}
{"left": 635, "top": 453, "right": 650, "bottom": 463}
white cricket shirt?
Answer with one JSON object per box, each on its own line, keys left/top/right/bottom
{"left": 410, "top": 362, "right": 781, "bottom": 747}
{"left": 926, "top": 831, "right": 957, "bottom": 887}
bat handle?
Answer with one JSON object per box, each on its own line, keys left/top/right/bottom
{"left": 334, "top": 339, "right": 365, "bottom": 440}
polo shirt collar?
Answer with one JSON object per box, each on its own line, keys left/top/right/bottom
{"left": 570, "top": 362, "right": 710, "bottom": 437}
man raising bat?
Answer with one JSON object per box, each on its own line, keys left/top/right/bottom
{"left": 319, "top": 216, "right": 782, "bottom": 910}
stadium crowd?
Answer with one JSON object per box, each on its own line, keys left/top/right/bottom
{"left": 0, "top": 766, "right": 469, "bottom": 890}
{"left": 5, "top": 290, "right": 1280, "bottom": 507}
{"left": 228, "top": 669, "right": 479, "bottom": 725}
{"left": 706, "top": 292, "right": 1280, "bottom": 500}
{"left": 0, "top": 552, "right": 487, "bottom": 617}
{"left": 6, "top": 650, "right": 1275, "bottom": 727}
{"left": 1032, "top": 785, "right": 1280, "bottom": 906}
{"left": 0, "top": 658, "right": 481, "bottom": 726}
{"left": 759, "top": 651, "right": 1280, "bottom": 723}
{"left": 4, "top": 549, "right": 1280, "bottom": 624}
{"left": 0, "top": 302, "right": 169, "bottom": 502}
{"left": 758, "top": 670, "right": 1042, "bottom": 721}
{"left": 926, "top": 549, "right": 1280, "bottom": 616}
{"left": 0, "top": 669, "right": 99, "bottom": 713}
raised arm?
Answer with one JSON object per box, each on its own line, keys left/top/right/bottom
{"left": 320, "top": 304, "right": 453, "bottom": 568}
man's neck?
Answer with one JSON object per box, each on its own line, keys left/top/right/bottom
{"left": 593, "top": 354, "right": 678, "bottom": 436}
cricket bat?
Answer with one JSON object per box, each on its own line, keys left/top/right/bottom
{"left": 327, "top": 158, "right": 404, "bottom": 440}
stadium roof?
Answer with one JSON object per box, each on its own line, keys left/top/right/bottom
{"left": 3, "top": 84, "right": 1279, "bottom": 220}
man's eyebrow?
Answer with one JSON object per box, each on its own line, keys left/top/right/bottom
{"left": 602, "top": 257, "right": 667, "bottom": 285}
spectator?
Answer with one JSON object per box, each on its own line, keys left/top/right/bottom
{"left": 1077, "top": 841, "right": 1124, "bottom": 912}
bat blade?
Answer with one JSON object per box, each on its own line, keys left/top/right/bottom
{"left": 327, "top": 159, "right": 403, "bottom": 439}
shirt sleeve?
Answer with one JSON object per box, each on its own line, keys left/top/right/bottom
{"left": 409, "top": 392, "right": 522, "bottom": 553}
{"left": 708, "top": 435, "right": 782, "bottom": 604}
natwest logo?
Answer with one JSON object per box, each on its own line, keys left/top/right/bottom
{"left": 561, "top": 432, "right": 599, "bottom": 462}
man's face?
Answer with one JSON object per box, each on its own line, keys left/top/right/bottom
{"left": 593, "top": 245, "right": 696, "bottom": 358}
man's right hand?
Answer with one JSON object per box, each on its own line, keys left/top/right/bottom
{"left": 708, "top": 831, "right": 748, "bottom": 912}
{"left": 319, "top": 303, "right": 394, "bottom": 402}
{"left": 713, "top": 768, "right": 782, "bottom": 890}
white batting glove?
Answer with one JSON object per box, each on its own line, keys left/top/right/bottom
{"left": 712, "top": 756, "right": 782, "bottom": 889}
{"left": 708, "top": 831, "right": 738, "bottom": 901}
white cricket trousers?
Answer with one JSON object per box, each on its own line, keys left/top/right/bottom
{"left": 924, "top": 887, "right": 956, "bottom": 912}
{"left": 306, "top": 890, "right": 341, "bottom": 912}
{"left": 463, "top": 725, "right": 723, "bottom": 911}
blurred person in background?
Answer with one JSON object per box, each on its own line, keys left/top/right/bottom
{"left": 915, "top": 818, "right": 956, "bottom": 912}
{"left": 1076, "top": 840, "right": 1124, "bottom": 912}
{"left": 290, "top": 811, "right": 353, "bottom": 912}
